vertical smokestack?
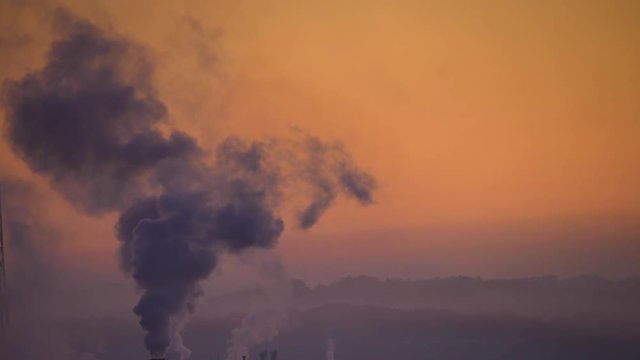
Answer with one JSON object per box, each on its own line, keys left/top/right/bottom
{"left": 0, "top": 189, "right": 9, "bottom": 346}
{"left": 270, "top": 350, "right": 277, "bottom": 360}
{"left": 259, "top": 351, "right": 267, "bottom": 360}
{"left": 0, "top": 190, "right": 9, "bottom": 334}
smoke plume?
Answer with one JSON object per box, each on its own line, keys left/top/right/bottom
{"left": 326, "top": 338, "right": 335, "bottom": 360}
{"left": 2, "top": 10, "right": 376, "bottom": 358}
{"left": 2, "top": 10, "right": 199, "bottom": 214}
{"left": 224, "top": 254, "right": 293, "bottom": 360}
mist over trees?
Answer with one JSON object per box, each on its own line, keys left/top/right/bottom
{"left": 7, "top": 273, "right": 640, "bottom": 360}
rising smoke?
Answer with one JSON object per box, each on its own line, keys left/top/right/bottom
{"left": 2, "top": 10, "right": 376, "bottom": 358}
{"left": 326, "top": 338, "right": 335, "bottom": 360}
{"left": 224, "top": 254, "right": 293, "bottom": 360}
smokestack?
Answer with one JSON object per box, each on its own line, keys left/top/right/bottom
{"left": 270, "top": 350, "right": 277, "bottom": 360}
{"left": 259, "top": 351, "right": 267, "bottom": 360}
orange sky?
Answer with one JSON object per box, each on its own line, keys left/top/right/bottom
{"left": 1, "top": 0, "right": 639, "bottom": 282}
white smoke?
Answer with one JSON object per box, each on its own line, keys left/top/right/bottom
{"left": 223, "top": 253, "right": 292, "bottom": 360}
{"left": 326, "top": 338, "right": 335, "bottom": 360}
{"left": 167, "top": 324, "right": 192, "bottom": 360}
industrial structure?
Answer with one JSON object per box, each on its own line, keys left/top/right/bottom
{"left": 0, "top": 190, "right": 9, "bottom": 338}
{"left": 242, "top": 351, "right": 278, "bottom": 360}
{"left": 151, "top": 349, "right": 278, "bottom": 360}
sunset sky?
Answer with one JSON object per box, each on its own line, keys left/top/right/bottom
{"left": 1, "top": 0, "right": 639, "bottom": 284}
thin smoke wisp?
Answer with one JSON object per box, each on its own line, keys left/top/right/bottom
{"left": 326, "top": 338, "right": 335, "bottom": 360}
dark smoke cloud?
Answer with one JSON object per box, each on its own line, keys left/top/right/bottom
{"left": 297, "top": 136, "right": 376, "bottom": 228}
{"left": 2, "top": 10, "right": 200, "bottom": 213}
{"left": 2, "top": 10, "right": 376, "bottom": 357}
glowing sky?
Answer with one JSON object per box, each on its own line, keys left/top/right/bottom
{"left": 1, "top": 0, "right": 639, "bottom": 283}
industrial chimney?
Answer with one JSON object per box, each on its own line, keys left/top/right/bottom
{"left": 270, "top": 350, "right": 278, "bottom": 360}
{"left": 259, "top": 351, "right": 268, "bottom": 360}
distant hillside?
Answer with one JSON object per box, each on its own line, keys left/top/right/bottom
{"left": 14, "top": 276, "right": 640, "bottom": 360}
{"left": 190, "top": 303, "right": 640, "bottom": 360}
{"left": 206, "top": 275, "right": 640, "bottom": 320}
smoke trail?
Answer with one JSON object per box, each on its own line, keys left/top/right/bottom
{"left": 326, "top": 338, "right": 335, "bottom": 360}
{"left": 2, "top": 10, "right": 376, "bottom": 358}
{"left": 165, "top": 328, "right": 192, "bottom": 360}
{"left": 223, "top": 254, "right": 292, "bottom": 360}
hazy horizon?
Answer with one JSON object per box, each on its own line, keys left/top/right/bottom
{"left": 1, "top": 0, "right": 639, "bottom": 359}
